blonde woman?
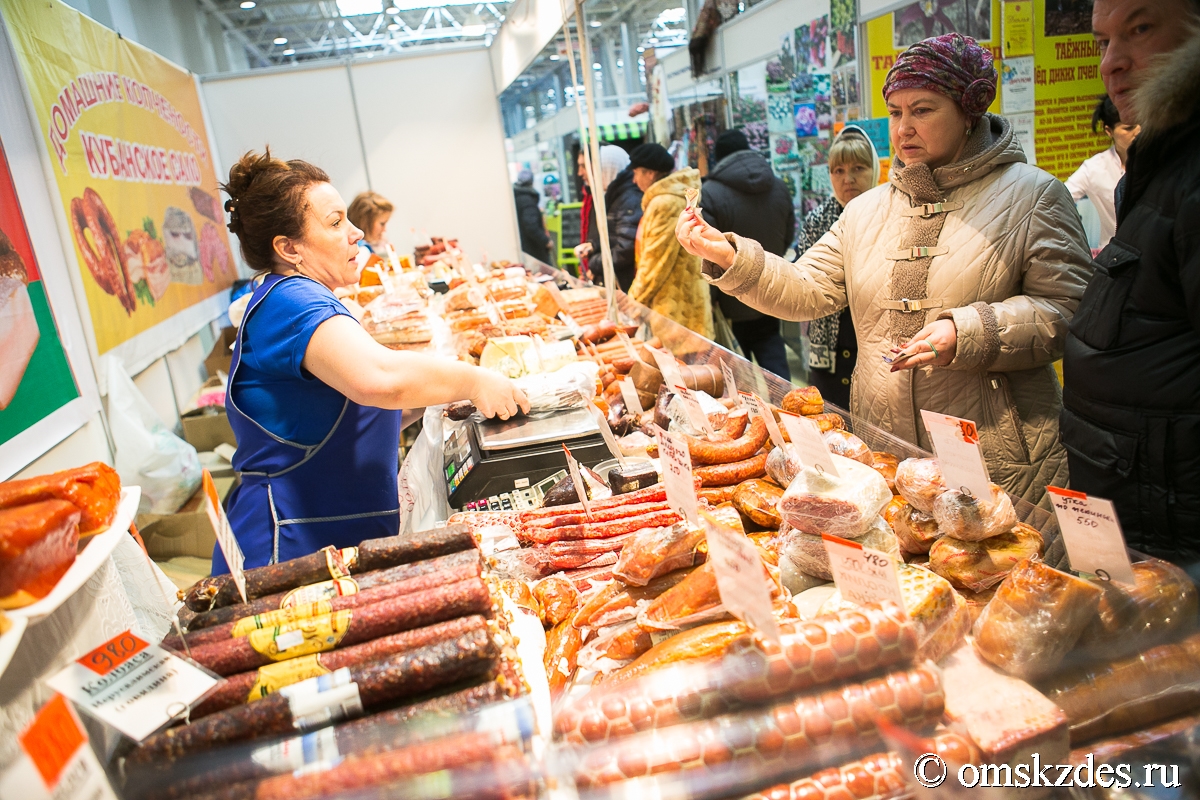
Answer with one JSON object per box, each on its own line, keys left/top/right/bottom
{"left": 347, "top": 191, "right": 394, "bottom": 254}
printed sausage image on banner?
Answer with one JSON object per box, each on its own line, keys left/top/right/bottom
{"left": 0, "top": 0, "right": 237, "bottom": 356}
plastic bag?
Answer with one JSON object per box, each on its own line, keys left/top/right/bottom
{"left": 883, "top": 497, "right": 941, "bottom": 555}
{"left": 778, "top": 454, "right": 893, "bottom": 539}
{"left": 894, "top": 458, "right": 948, "bottom": 513}
{"left": 973, "top": 557, "right": 1103, "bottom": 680}
{"left": 612, "top": 523, "right": 706, "bottom": 586}
{"left": 533, "top": 575, "right": 581, "bottom": 628}
{"left": 765, "top": 444, "right": 804, "bottom": 487}
{"left": 929, "top": 522, "right": 1044, "bottom": 593}
{"left": 513, "top": 361, "right": 598, "bottom": 414}
{"left": 821, "top": 429, "right": 873, "bottom": 465}
{"left": 106, "top": 356, "right": 200, "bottom": 514}
{"left": 397, "top": 405, "right": 451, "bottom": 534}
{"left": 666, "top": 390, "right": 727, "bottom": 436}
{"left": 578, "top": 619, "right": 653, "bottom": 671}
{"left": 780, "top": 515, "right": 898, "bottom": 581}
{"left": 931, "top": 484, "right": 1018, "bottom": 542}
{"left": 1073, "top": 558, "right": 1199, "bottom": 662}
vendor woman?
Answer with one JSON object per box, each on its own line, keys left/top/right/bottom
{"left": 214, "top": 150, "right": 528, "bottom": 571}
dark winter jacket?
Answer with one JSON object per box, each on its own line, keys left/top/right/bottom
{"left": 700, "top": 149, "right": 795, "bottom": 321}
{"left": 513, "top": 184, "right": 550, "bottom": 263}
{"left": 587, "top": 167, "right": 643, "bottom": 292}
{"left": 1061, "top": 29, "right": 1200, "bottom": 562}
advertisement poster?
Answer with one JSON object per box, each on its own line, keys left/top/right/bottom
{"left": 0, "top": 138, "right": 79, "bottom": 449}
{"left": 1, "top": 0, "right": 235, "bottom": 360}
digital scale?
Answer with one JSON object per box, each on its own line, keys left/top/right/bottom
{"left": 444, "top": 407, "right": 612, "bottom": 510}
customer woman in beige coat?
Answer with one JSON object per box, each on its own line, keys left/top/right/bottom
{"left": 676, "top": 34, "right": 1093, "bottom": 507}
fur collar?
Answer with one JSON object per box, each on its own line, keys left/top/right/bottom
{"left": 1131, "top": 22, "right": 1200, "bottom": 137}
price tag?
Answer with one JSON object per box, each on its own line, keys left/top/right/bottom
{"left": 656, "top": 427, "right": 698, "bottom": 526}
{"left": 617, "top": 331, "right": 639, "bottom": 361}
{"left": 779, "top": 412, "right": 839, "bottom": 476}
{"left": 822, "top": 533, "right": 906, "bottom": 609}
{"left": 701, "top": 511, "right": 781, "bottom": 645}
{"left": 741, "top": 392, "right": 786, "bottom": 450}
{"left": 203, "top": 469, "right": 246, "bottom": 603}
{"left": 544, "top": 282, "right": 570, "bottom": 313}
{"left": 618, "top": 377, "right": 644, "bottom": 415}
{"left": 920, "top": 411, "right": 993, "bottom": 501}
{"left": 648, "top": 346, "right": 684, "bottom": 390}
{"left": 562, "top": 445, "right": 593, "bottom": 521}
{"left": 0, "top": 695, "right": 118, "bottom": 800}
{"left": 557, "top": 312, "right": 585, "bottom": 338}
{"left": 720, "top": 359, "right": 741, "bottom": 406}
{"left": 674, "top": 385, "right": 715, "bottom": 437}
{"left": 1046, "top": 487, "right": 1136, "bottom": 585}
{"left": 585, "top": 398, "right": 626, "bottom": 465}
{"left": 46, "top": 630, "right": 219, "bottom": 741}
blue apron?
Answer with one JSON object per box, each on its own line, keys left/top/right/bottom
{"left": 211, "top": 273, "right": 401, "bottom": 573}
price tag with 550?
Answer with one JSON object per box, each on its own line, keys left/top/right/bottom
{"left": 1046, "top": 487, "right": 1136, "bottom": 585}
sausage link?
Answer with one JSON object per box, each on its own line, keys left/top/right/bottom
{"left": 694, "top": 451, "right": 770, "bottom": 487}
{"left": 520, "top": 484, "right": 667, "bottom": 520}
{"left": 183, "top": 545, "right": 358, "bottom": 611}
{"left": 521, "top": 510, "right": 684, "bottom": 545}
{"left": 686, "top": 415, "right": 768, "bottom": 466}
{"left": 356, "top": 524, "right": 474, "bottom": 571}
{"left": 523, "top": 501, "right": 673, "bottom": 530}
{"left": 698, "top": 485, "right": 738, "bottom": 504}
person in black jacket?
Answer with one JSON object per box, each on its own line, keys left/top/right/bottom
{"left": 1061, "top": 0, "right": 1200, "bottom": 563}
{"left": 513, "top": 169, "right": 551, "bottom": 263}
{"left": 574, "top": 145, "right": 642, "bottom": 291}
{"left": 700, "top": 130, "right": 794, "bottom": 379}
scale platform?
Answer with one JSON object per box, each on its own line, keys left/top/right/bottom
{"left": 444, "top": 407, "right": 611, "bottom": 510}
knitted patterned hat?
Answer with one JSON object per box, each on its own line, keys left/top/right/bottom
{"left": 883, "top": 33, "right": 997, "bottom": 118}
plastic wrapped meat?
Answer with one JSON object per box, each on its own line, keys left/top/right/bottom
{"left": 574, "top": 570, "right": 694, "bottom": 629}
{"left": 765, "top": 444, "right": 803, "bottom": 488}
{"left": 604, "top": 620, "right": 749, "bottom": 685}
{"left": 894, "top": 458, "right": 948, "bottom": 513}
{"left": 918, "top": 590, "right": 973, "bottom": 663}
{"left": 870, "top": 451, "right": 900, "bottom": 494}
{"left": 821, "top": 429, "right": 873, "bottom": 465}
{"left": 612, "top": 523, "right": 706, "bottom": 586}
{"left": 928, "top": 522, "right": 1044, "bottom": 593}
{"left": 666, "top": 390, "right": 727, "bottom": 436}
{"left": 0, "top": 461, "right": 121, "bottom": 536}
{"left": 780, "top": 386, "right": 824, "bottom": 416}
{"left": 884, "top": 497, "right": 940, "bottom": 555}
{"left": 779, "top": 553, "right": 829, "bottom": 596}
{"left": 973, "top": 558, "right": 1103, "bottom": 680}
{"left": 780, "top": 516, "right": 898, "bottom": 582}
{"left": 732, "top": 479, "right": 783, "bottom": 529}
{"left": 578, "top": 619, "right": 653, "bottom": 670}
{"left": 638, "top": 562, "right": 724, "bottom": 630}
{"left": 1073, "top": 558, "right": 1199, "bottom": 662}
{"left": 533, "top": 575, "right": 580, "bottom": 627}
{"left": 821, "top": 564, "right": 958, "bottom": 650}
{"left": 931, "top": 484, "right": 1018, "bottom": 542}
{"left": 778, "top": 454, "right": 893, "bottom": 539}
{"left": 0, "top": 499, "right": 82, "bottom": 608}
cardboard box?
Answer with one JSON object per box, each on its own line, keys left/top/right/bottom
{"left": 205, "top": 326, "right": 237, "bottom": 379}
{"left": 181, "top": 406, "right": 236, "bottom": 451}
{"left": 139, "top": 476, "right": 235, "bottom": 561}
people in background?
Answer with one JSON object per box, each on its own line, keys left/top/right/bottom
{"left": 700, "top": 129, "right": 794, "bottom": 380}
{"left": 629, "top": 143, "right": 713, "bottom": 337}
{"left": 347, "top": 191, "right": 393, "bottom": 254}
{"left": 1062, "top": 0, "right": 1200, "bottom": 563}
{"left": 797, "top": 126, "right": 881, "bottom": 407}
{"left": 1065, "top": 95, "right": 1139, "bottom": 249}
{"left": 574, "top": 145, "right": 642, "bottom": 291}
{"left": 513, "top": 168, "right": 551, "bottom": 264}
{"left": 677, "top": 33, "right": 1093, "bottom": 508}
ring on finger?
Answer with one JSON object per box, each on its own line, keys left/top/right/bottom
{"left": 925, "top": 338, "right": 939, "bottom": 359}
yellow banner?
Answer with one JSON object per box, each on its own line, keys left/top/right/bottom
{"left": 1, "top": 0, "right": 235, "bottom": 354}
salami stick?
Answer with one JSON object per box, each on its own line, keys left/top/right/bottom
{"left": 169, "top": 560, "right": 481, "bottom": 651}
{"left": 357, "top": 524, "right": 474, "bottom": 571}
{"left": 573, "top": 664, "right": 945, "bottom": 788}
{"left": 185, "top": 549, "right": 481, "bottom": 632}
{"left": 185, "top": 577, "right": 492, "bottom": 676}
{"left": 191, "top": 615, "right": 489, "bottom": 718}
{"left": 520, "top": 484, "right": 668, "bottom": 520}
{"left": 523, "top": 501, "right": 674, "bottom": 530}
{"left": 694, "top": 451, "right": 770, "bottom": 487}
{"left": 128, "top": 627, "right": 497, "bottom": 765}
{"left": 520, "top": 510, "right": 684, "bottom": 546}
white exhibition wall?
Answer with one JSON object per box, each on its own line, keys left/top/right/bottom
{"left": 201, "top": 46, "right": 520, "bottom": 262}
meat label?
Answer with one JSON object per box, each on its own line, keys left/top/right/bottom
{"left": 720, "top": 359, "right": 741, "bottom": 406}
{"left": 657, "top": 427, "right": 698, "bottom": 526}
{"left": 822, "top": 533, "right": 906, "bottom": 609}
{"left": 562, "top": 445, "right": 593, "bottom": 520}
{"left": 47, "top": 629, "right": 218, "bottom": 741}
{"left": 701, "top": 511, "right": 781, "bottom": 646}
{"left": 740, "top": 392, "right": 786, "bottom": 451}
{"left": 204, "top": 468, "right": 247, "bottom": 603}
{"left": 584, "top": 398, "right": 626, "bottom": 463}
{"left": 648, "top": 346, "right": 685, "bottom": 390}
{"left": 779, "top": 411, "right": 839, "bottom": 476}
{"left": 673, "top": 384, "right": 715, "bottom": 437}
{"left": 1046, "top": 487, "right": 1136, "bottom": 585}
{"left": 279, "top": 668, "right": 363, "bottom": 731}
{"left": 920, "top": 411, "right": 993, "bottom": 501}
{"left": 618, "top": 377, "right": 644, "bottom": 415}
{"left": 0, "top": 694, "right": 118, "bottom": 800}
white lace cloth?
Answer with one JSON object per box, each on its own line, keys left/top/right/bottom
{"left": 0, "top": 534, "right": 179, "bottom": 768}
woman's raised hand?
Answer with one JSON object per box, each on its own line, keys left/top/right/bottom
{"left": 888, "top": 319, "right": 958, "bottom": 372}
{"left": 471, "top": 369, "right": 530, "bottom": 421}
{"left": 675, "top": 208, "right": 736, "bottom": 270}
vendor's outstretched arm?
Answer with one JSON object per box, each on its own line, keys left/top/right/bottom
{"left": 675, "top": 208, "right": 847, "bottom": 321}
{"left": 303, "top": 315, "right": 529, "bottom": 418}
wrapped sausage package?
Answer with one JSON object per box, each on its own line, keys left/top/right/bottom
{"left": 973, "top": 558, "right": 1103, "bottom": 680}
{"left": 820, "top": 429, "right": 873, "bottom": 465}
{"left": 578, "top": 619, "right": 653, "bottom": 671}
{"left": 931, "top": 484, "right": 1018, "bottom": 542}
{"left": 894, "top": 458, "right": 947, "bottom": 513}
{"left": 779, "top": 516, "right": 898, "bottom": 582}
{"left": 765, "top": 444, "right": 804, "bottom": 488}
{"left": 666, "top": 390, "right": 727, "bottom": 436}
{"left": 821, "top": 563, "right": 960, "bottom": 651}
{"left": 1073, "top": 558, "right": 1199, "bottom": 662}
{"left": 612, "top": 523, "right": 706, "bottom": 586}
{"left": 778, "top": 454, "right": 892, "bottom": 539}
{"left": 928, "top": 522, "right": 1044, "bottom": 593}
{"left": 883, "top": 496, "right": 941, "bottom": 555}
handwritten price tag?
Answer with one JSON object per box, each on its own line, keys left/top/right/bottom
{"left": 562, "top": 445, "right": 593, "bottom": 521}
{"left": 779, "top": 412, "right": 839, "bottom": 476}
{"left": 204, "top": 469, "right": 246, "bottom": 602}
{"left": 702, "top": 511, "right": 781, "bottom": 645}
{"left": 1046, "top": 487, "right": 1136, "bottom": 585}
{"left": 618, "top": 377, "right": 644, "bottom": 415}
{"left": 585, "top": 399, "right": 626, "bottom": 465}
{"left": 822, "top": 534, "right": 905, "bottom": 609}
{"left": 0, "top": 695, "right": 118, "bottom": 800}
{"left": 657, "top": 427, "right": 698, "bottom": 526}
{"left": 648, "top": 346, "right": 684, "bottom": 390}
{"left": 920, "top": 411, "right": 993, "bottom": 501}
{"left": 720, "top": 359, "right": 741, "bottom": 406}
{"left": 46, "top": 630, "right": 218, "bottom": 741}
{"left": 741, "top": 392, "right": 786, "bottom": 450}
{"left": 674, "top": 385, "right": 715, "bottom": 437}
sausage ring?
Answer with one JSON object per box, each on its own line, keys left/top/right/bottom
{"left": 69, "top": 188, "right": 136, "bottom": 313}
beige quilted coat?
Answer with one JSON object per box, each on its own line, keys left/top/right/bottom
{"left": 707, "top": 115, "right": 1093, "bottom": 506}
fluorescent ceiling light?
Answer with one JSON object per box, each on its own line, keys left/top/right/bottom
{"left": 386, "top": 5, "right": 399, "bottom": 12}
{"left": 549, "top": 54, "right": 560, "bottom": 60}
{"left": 390, "top": 0, "right": 483, "bottom": 8}
{"left": 282, "top": 48, "right": 295, "bottom": 55}
{"left": 461, "top": 24, "right": 486, "bottom": 36}
{"left": 239, "top": 1, "right": 256, "bottom": 8}
{"left": 589, "top": 20, "right": 601, "bottom": 27}
{"left": 655, "top": 7, "right": 687, "bottom": 24}
{"left": 388, "top": 22, "right": 400, "bottom": 30}
{"left": 273, "top": 36, "right": 287, "bottom": 44}
{"left": 336, "top": 0, "right": 382, "bottom": 16}
{"left": 592, "top": 62, "right": 601, "bottom": 69}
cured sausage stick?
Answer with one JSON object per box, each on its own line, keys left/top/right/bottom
{"left": 168, "top": 559, "right": 481, "bottom": 650}
{"left": 520, "top": 484, "right": 669, "bottom": 520}
{"left": 685, "top": 415, "right": 768, "bottom": 466}
{"left": 694, "top": 451, "right": 770, "bottom": 487}
{"left": 185, "top": 549, "right": 481, "bottom": 632}
{"left": 190, "top": 615, "right": 488, "bottom": 718}
{"left": 520, "top": 510, "right": 684, "bottom": 546}
{"left": 523, "top": 501, "right": 674, "bottom": 530}
{"left": 185, "top": 577, "right": 491, "bottom": 676}
{"left": 127, "top": 627, "right": 497, "bottom": 765}
{"left": 573, "top": 664, "right": 945, "bottom": 788}
{"left": 556, "top": 604, "right": 918, "bottom": 745}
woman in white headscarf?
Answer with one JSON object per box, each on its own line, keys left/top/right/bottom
{"left": 575, "top": 144, "right": 642, "bottom": 290}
